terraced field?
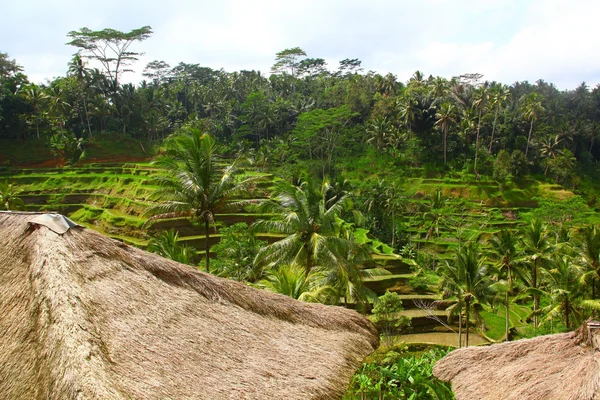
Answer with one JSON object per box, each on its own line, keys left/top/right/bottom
{"left": 4, "top": 162, "right": 586, "bottom": 346}
{"left": 2, "top": 163, "right": 274, "bottom": 249}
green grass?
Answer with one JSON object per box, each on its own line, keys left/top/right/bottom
{"left": 480, "top": 310, "right": 506, "bottom": 341}
{"left": 481, "top": 302, "right": 532, "bottom": 341}
{"left": 363, "top": 273, "right": 415, "bottom": 282}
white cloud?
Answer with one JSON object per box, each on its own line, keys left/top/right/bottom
{"left": 1, "top": 0, "right": 598, "bottom": 89}
{"left": 389, "top": 0, "right": 600, "bottom": 88}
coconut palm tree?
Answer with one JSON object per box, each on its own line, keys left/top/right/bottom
{"left": 435, "top": 102, "right": 456, "bottom": 165}
{"left": 541, "top": 255, "right": 600, "bottom": 330}
{"left": 397, "top": 93, "right": 419, "bottom": 139}
{"left": 440, "top": 241, "right": 491, "bottom": 347}
{"left": 21, "top": 83, "right": 48, "bottom": 139}
{"left": 366, "top": 116, "right": 391, "bottom": 152}
{"left": 0, "top": 181, "right": 25, "bottom": 210}
{"left": 146, "top": 130, "right": 255, "bottom": 273}
{"left": 253, "top": 178, "right": 368, "bottom": 278}
{"left": 147, "top": 229, "right": 196, "bottom": 265}
{"left": 579, "top": 225, "right": 600, "bottom": 300}
{"left": 67, "top": 55, "right": 93, "bottom": 138}
{"left": 47, "top": 84, "right": 71, "bottom": 137}
{"left": 521, "top": 93, "right": 545, "bottom": 157}
{"left": 487, "top": 229, "right": 521, "bottom": 341}
{"left": 472, "top": 86, "right": 488, "bottom": 173}
{"left": 258, "top": 264, "right": 334, "bottom": 302}
{"left": 521, "top": 219, "right": 553, "bottom": 329}
{"left": 488, "top": 84, "right": 511, "bottom": 152}
{"left": 430, "top": 76, "right": 449, "bottom": 99}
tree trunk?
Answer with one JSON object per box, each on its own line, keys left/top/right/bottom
{"left": 443, "top": 128, "right": 447, "bottom": 165}
{"left": 565, "top": 298, "right": 569, "bottom": 330}
{"left": 205, "top": 219, "right": 210, "bottom": 273}
{"left": 505, "top": 289, "right": 510, "bottom": 342}
{"left": 474, "top": 109, "right": 482, "bottom": 173}
{"left": 305, "top": 243, "right": 313, "bottom": 277}
{"left": 458, "top": 312, "right": 462, "bottom": 348}
{"left": 533, "top": 259, "right": 538, "bottom": 330}
{"left": 525, "top": 120, "right": 534, "bottom": 157}
{"left": 489, "top": 107, "right": 499, "bottom": 152}
{"left": 465, "top": 298, "right": 470, "bottom": 347}
{"left": 83, "top": 94, "right": 92, "bottom": 139}
{"left": 391, "top": 208, "right": 396, "bottom": 249}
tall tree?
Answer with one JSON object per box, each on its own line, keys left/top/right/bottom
{"left": 487, "top": 230, "right": 521, "bottom": 341}
{"left": 440, "top": 241, "right": 491, "bottom": 347}
{"left": 472, "top": 86, "right": 488, "bottom": 172}
{"left": 579, "top": 225, "right": 600, "bottom": 301}
{"left": 521, "top": 219, "right": 553, "bottom": 329}
{"left": 541, "top": 255, "right": 600, "bottom": 330}
{"left": 397, "top": 93, "right": 419, "bottom": 139}
{"left": 366, "top": 116, "right": 392, "bottom": 152}
{"left": 253, "top": 178, "right": 364, "bottom": 276}
{"left": 142, "top": 60, "right": 172, "bottom": 85}
{"left": 21, "top": 83, "right": 48, "bottom": 138}
{"left": 67, "top": 55, "right": 93, "bottom": 138}
{"left": 488, "top": 84, "right": 511, "bottom": 152}
{"left": 521, "top": 92, "right": 545, "bottom": 157}
{"left": 67, "top": 26, "right": 152, "bottom": 93}
{"left": 271, "top": 47, "right": 307, "bottom": 78}
{"left": 146, "top": 130, "right": 254, "bottom": 272}
{"left": 435, "top": 102, "right": 456, "bottom": 165}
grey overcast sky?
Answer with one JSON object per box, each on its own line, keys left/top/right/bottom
{"left": 1, "top": 0, "right": 599, "bottom": 90}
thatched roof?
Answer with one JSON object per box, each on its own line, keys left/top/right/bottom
{"left": 0, "top": 212, "right": 378, "bottom": 399}
{"left": 433, "top": 321, "right": 600, "bottom": 400}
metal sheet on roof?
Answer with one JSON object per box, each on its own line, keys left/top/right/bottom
{"left": 28, "top": 214, "right": 80, "bottom": 235}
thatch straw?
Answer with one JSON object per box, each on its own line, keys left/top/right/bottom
{"left": 0, "top": 212, "right": 378, "bottom": 399}
{"left": 433, "top": 321, "right": 600, "bottom": 400}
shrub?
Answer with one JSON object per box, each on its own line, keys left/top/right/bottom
{"left": 371, "top": 291, "right": 410, "bottom": 339}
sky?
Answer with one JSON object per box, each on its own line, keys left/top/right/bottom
{"left": 1, "top": 0, "right": 599, "bottom": 90}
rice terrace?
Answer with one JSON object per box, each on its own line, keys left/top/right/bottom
{"left": 2, "top": 13, "right": 600, "bottom": 399}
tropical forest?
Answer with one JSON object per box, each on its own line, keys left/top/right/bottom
{"left": 3, "top": 26, "right": 600, "bottom": 399}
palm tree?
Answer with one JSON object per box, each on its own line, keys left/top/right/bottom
{"left": 47, "top": 85, "right": 71, "bottom": 137}
{"left": 147, "top": 229, "right": 196, "bottom": 265}
{"left": 521, "top": 218, "right": 553, "bottom": 329}
{"left": 487, "top": 230, "right": 521, "bottom": 341}
{"left": 440, "top": 241, "right": 491, "bottom": 347}
{"left": 0, "top": 181, "right": 25, "bottom": 210}
{"left": 366, "top": 116, "right": 391, "bottom": 152}
{"left": 435, "top": 102, "right": 456, "bottom": 165}
{"left": 488, "top": 84, "right": 511, "bottom": 152}
{"left": 541, "top": 255, "right": 600, "bottom": 330}
{"left": 383, "top": 182, "right": 405, "bottom": 249}
{"left": 68, "top": 55, "right": 93, "bottom": 138}
{"left": 538, "top": 133, "right": 569, "bottom": 176}
{"left": 579, "top": 225, "right": 600, "bottom": 300}
{"left": 430, "top": 76, "right": 449, "bottom": 99}
{"left": 258, "top": 264, "right": 334, "bottom": 302}
{"left": 423, "top": 188, "right": 446, "bottom": 242}
{"left": 253, "top": 178, "right": 365, "bottom": 277}
{"left": 397, "top": 93, "right": 418, "bottom": 139}
{"left": 472, "top": 86, "right": 488, "bottom": 173}
{"left": 22, "top": 83, "right": 48, "bottom": 138}
{"left": 521, "top": 93, "right": 545, "bottom": 157}
{"left": 146, "top": 130, "right": 254, "bottom": 273}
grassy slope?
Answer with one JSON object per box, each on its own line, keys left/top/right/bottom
{"left": 4, "top": 142, "right": 598, "bottom": 346}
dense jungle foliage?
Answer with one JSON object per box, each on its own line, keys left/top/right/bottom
{"left": 3, "top": 26, "right": 600, "bottom": 399}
